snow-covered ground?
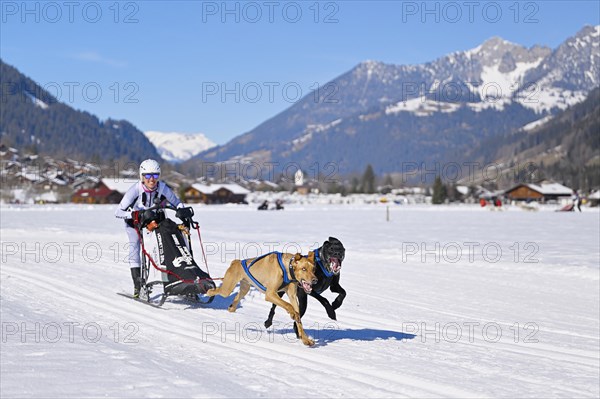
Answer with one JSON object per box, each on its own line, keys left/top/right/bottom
{"left": 1, "top": 204, "right": 599, "bottom": 398}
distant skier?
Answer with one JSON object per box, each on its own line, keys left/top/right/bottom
{"left": 275, "top": 199, "right": 284, "bottom": 210}
{"left": 573, "top": 191, "right": 582, "bottom": 212}
{"left": 114, "top": 159, "right": 185, "bottom": 297}
{"left": 258, "top": 200, "right": 269, "bottom": 210}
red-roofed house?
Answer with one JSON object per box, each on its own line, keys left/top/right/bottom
{"left": 71, "top": 184, "right": 122, "bottom": 204}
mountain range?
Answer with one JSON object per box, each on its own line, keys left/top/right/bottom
{"left": 1, "top": 25, "right": 598, "bottom": 183}
{"left": 192, "top": 25, "right": 599, "bottom": 176}
{"left": 0, "top": 60, "right": 161, "bottom": 164}
{"left": 144, "top": 131, "right": 215, "bottom": 163}
{"left": 465, "top": 87, "right": 600, "bottom": 190}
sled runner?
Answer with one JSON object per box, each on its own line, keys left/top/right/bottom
{"left": 127, "top": 201, "right": 216, "bottom": 307}
{"left": 116, "top": 292, "right": 166, "bottom": 309}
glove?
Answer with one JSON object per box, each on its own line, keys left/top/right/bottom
{"left": 140, "top": 210, "right": 157, "bottom": 227}
{"left": 175, "top": 207, "right": 193, "bottom": 220}
{"left": 131, "top": 210, "right": 141, "bottom": 225}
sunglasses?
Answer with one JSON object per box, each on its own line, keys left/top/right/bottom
{"left": 143, "top": 173, "right": 160, "bottom": 180}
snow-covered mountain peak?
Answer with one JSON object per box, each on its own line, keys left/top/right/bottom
{"left": 480, "top": 36, "right": 517, "bottom": 50}
{"left": 565, "top": 25, "right": 600, "bottom": 50}
{"left": 353, "top": 60, "right": 393, "bottom": 78}
{"left": 466, "top": 36, "right": 551, "bottom": 68}
{"left": 144, "top": 131, "right": 216, "bottom": 163}
{"left": 198, "top": 25, "right": 599, "bottom": 173}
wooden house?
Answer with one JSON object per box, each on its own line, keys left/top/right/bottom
{"left": 504, "top": 182, "right": 573, "bottom": 202}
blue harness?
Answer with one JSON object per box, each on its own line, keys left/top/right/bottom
{"left": 314, "top": 248, "right": 334, "bottom": 278}
{"left": 241, "top": 252, "right": 294, "bottom": 291}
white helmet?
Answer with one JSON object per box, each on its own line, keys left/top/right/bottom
{"left": 139, "top": 159, "right": 161, "bottom": 179}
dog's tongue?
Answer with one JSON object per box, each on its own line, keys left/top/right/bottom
{"left": 301, "top": 281, "right": 312, "bottom": 293}
{"left": 331, "top": 258, "right": 341, "bottom": 273}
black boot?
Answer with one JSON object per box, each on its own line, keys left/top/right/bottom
{"left": 130, "top": 268, "right": 141, "bottom": 298}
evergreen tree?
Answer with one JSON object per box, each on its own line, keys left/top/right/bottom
{"left": 432, "top": 176, "right": 447, "bottom": 204}
{"left": 361, "top": 164, "right": 376, "bottom": 194}
{"left": 383, "top": 174, "right": 393, "bottom": 186}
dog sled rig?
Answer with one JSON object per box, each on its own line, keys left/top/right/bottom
{"left": 120, "top": 200, "right": 216, "bottom": 307}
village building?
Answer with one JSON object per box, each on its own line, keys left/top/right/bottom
{"left": 184, "top": 182, "right": 249, "bottom": 204}
{"left": 504, "top": 181, "right": 574, "bottom": 202}
{"left": 71, "top": 178, "right": 136, "bottom": 204}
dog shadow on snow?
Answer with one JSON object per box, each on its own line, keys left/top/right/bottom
{"left": 299, "top": 327, "right": 415, "bottom": 347}
{"left": 250, "top": 325, "right": 416, "bottom": 347}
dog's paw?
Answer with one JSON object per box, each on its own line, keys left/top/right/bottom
{"left": 227, "top": 304, "right": 237, "bottom": 313}
{"left": 264, "top": 320, "right": 272, "bottom": 329}
{"left": 302, "top": 337, "right": 315, "bottom": 346}
{"left": 325, "top": 307, "right": 337, "bottom": 320}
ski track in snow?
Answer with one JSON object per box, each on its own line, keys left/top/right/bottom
{"left": 1, "top": 204, "right": 599, "bottom": 398}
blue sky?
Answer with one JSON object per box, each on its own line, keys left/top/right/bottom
{"left": 1, "top": 0, "right": 598, "bottom": 144}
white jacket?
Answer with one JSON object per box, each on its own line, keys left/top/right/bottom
{"left": 115, "top": 181, "right": 182, "bottom": 220}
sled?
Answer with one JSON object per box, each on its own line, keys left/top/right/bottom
{"left": 556, "top": 204, "right": 574, "bottom": 212}
{"left": 133, "top": 201, "right": 216, "bottom": 307}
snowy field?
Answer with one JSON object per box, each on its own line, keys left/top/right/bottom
{"left": 1, "top": 204, "right": 599, "bottom": 398}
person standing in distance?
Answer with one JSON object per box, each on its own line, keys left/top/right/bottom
{"left": 114, "top": 159, "right": 185, "bottom": 297}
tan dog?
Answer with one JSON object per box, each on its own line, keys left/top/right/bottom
{"left": 207, "top": 252, "right": 317, "bottom": 346}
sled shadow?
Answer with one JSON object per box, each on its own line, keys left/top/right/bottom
{"left": 269, "top": 326, "right": 416, "bottom": 347}
{"left": 158, "top": 293, "right": 238, "bottom": 310}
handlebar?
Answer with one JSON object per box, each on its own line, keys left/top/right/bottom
{"left": 135, "top": 202, "right": 197, "bottom": 229}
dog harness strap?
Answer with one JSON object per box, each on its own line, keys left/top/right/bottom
{"left": 277, "top": 252, "right": 291, "bottom": 285}
{"left": 275, "top": 253, "right": 296, "bottom": 291}
{"left": 314, "top": 248, "right": 334, "bottom": 278}
{"left": 242, "top": 252, "right": 291, "bottom": 292}
{"left": 287, "top": 257, "right": 296, "bottom": 283}
{"left": 241, "top": 258, "right": 267, "bottom": 291}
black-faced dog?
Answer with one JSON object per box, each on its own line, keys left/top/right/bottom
{"left": 264, "top": 237, "right": 346, "bottom": 337}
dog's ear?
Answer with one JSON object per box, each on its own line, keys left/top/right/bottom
{"left": 294, "top": 253, "right": 303, "bottom": 262}
{"left": 308, "top": 251, "right": 315, "bottom": 264}
{"left": 329, "top": 236, "right": 344, "bottom": 249}
{"left": 322, "top": 240, "right": 330, "bottom": 249}
{"left": 329, "top": 237, "right": 343, "bottom": 246}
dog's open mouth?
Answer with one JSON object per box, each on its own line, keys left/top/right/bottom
{"left": 329, "top": 257, "right": 342, "bottom": 274}
{"left": 300, "top": 280, "right": 313, "bottom": 293}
